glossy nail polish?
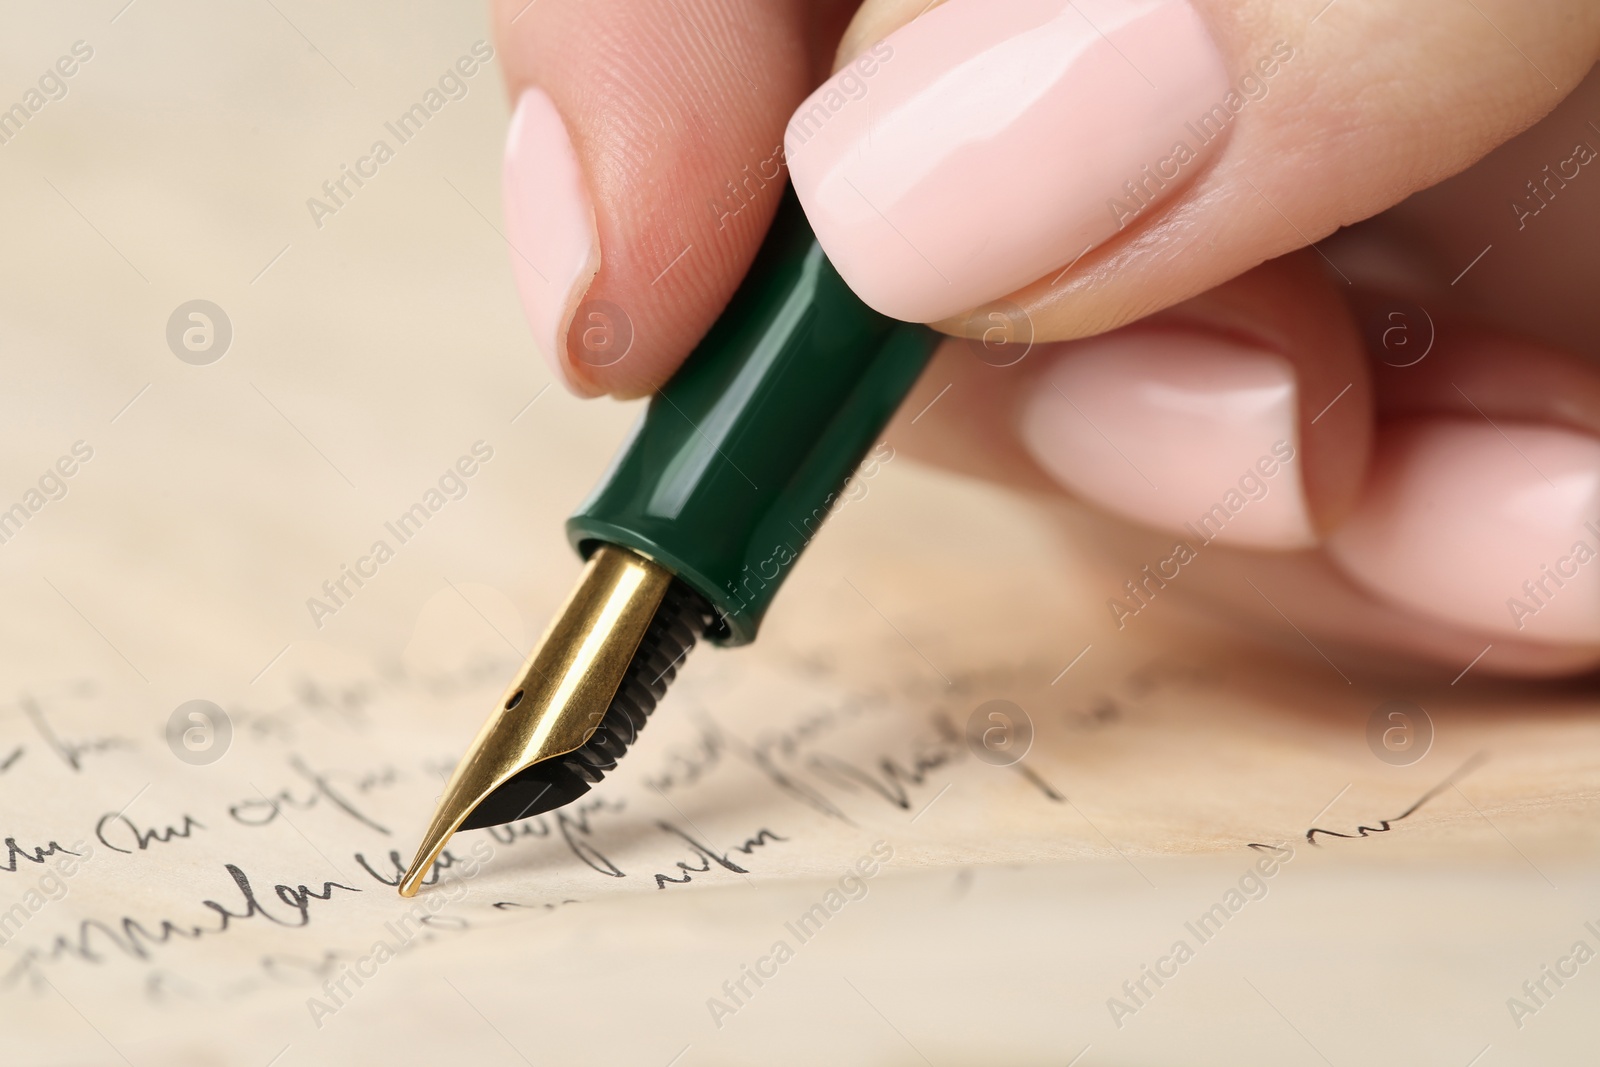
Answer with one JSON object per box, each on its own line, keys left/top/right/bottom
{"left": 1019, "top": 332, "right": 1315, "bottom": 548}
{"left": 1328, "top": 419, "right": 1600, "bottom": 643}
{"left": 503, "top": 87, "right": 599, "bottom": 392}
{"left": 786, "top": 0, "right": 1231, "bottom": 322}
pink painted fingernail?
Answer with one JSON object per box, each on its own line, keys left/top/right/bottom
{"left": 503, "top": 87, "right": 600, "bottom": 393}
{"left": 1328, "top": 419, "right": 1600, "bottom": 644}
{"left": 785, "top": 0, "right": 1232, "bottom": 323}
{"left": 1019, "top": 331, "right": 1315, "bottom": 548}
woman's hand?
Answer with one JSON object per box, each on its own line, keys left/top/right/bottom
{"left": 493, "top": 0, "right": 1600, "bottom": 677}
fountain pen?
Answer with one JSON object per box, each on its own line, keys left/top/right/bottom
{"left": 399, "top": 188, "right": 940, "bottom": 896}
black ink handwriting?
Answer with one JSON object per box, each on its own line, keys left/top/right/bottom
{"left": 3, "top": 864, "right": 358, "bottom": 986}
{"left": 354, "top": 847, "right": 471, "bottom": 888}
{"left": 21, "top": 695, "right": 130, "bottom": 772}
{"left": 0, "top": 837, "right": 78, "bottom": 873}
{"left": 652, "top": 823, "right": 784, "bottom": 890}
{"left": 807, "top": 717, "right": 961, "bottom": 811}
{"left": 482, "top": 799, "right": 626, "bottom": 878}
{"left": 1246, "top": 753, "right": 1488, "bottom": 851}
{"left": 95, "top": 812, "right": 204, "bottom": 855}
{"left": 229, "top": 754, "right": 389, "bottom": 835}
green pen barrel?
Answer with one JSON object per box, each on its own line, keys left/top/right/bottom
{"left": 566, "top": 190, "right": 940, "bottom": 646}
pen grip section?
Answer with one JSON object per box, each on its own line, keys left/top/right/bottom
{"left": 568, "top": 189, "right": 939, "bottom": 645}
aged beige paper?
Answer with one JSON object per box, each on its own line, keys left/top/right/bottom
{"left": 1, "top": 3, "right": 1597, "bottom": 1064}
{"left": 3, "top": 559, "right": 1597, "bottom": 1065}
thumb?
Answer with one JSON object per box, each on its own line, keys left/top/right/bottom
{"left": 784, "top": 0, "right": 1599, "bottom": 333}
{"left": 494, "top": 0, "right": 856, "bottom": 397}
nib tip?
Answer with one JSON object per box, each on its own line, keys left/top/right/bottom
{"left": 397, "top": 846, "right": 440, "bottom": 897}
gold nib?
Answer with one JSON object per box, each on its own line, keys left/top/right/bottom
{"left": 399, "top": 545, "right": 671, "bottom": 896}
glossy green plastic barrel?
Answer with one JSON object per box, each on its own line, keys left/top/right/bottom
{"left": 567, "top": 190, "right": 939, "bottom": 645}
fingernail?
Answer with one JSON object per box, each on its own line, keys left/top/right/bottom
{"left": 1328, "top": 419, "right": 1600, "bottom": 644}
{"left": 503, "top": 87, "right": 600, "bottom": 394}
{"left": 1019, "top": 332, "right": 1315, "bottom": 548}
{"left": 786, "top": 0, "right": 1231, "bottom": 323}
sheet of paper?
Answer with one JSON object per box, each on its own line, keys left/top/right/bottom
{"left": 2, "top": 4, "right": 1597, "bottom": 1065}
{"left": 4, "top": 582, "right": 1598, "bottom": 1066}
